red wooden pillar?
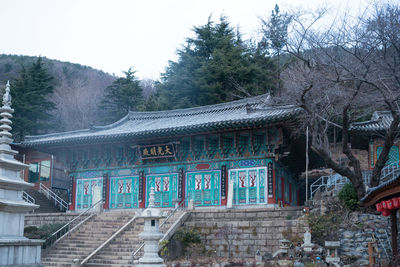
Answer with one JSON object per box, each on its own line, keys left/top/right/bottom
{"left": 391, "top": 209, "right": 398, "bottom": 258}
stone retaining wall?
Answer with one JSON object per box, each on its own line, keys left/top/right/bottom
{"left": 183, "top": 207, "right": 306, "bottom": 258}
{"left": 339, "top": 213, "right": 391, "bottom": 266}
{"left": 25, "top": 213, "right": 81, "bottom": 227}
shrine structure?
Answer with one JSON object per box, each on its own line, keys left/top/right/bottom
{"left": 21, "top": 94, "right": 308, "bottom": 211}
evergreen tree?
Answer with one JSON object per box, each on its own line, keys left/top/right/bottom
{"left": 260, "top": 4, "right": 292, "bottom": 90}
{"left": 11, "top": 57, "right": 56, "bottom": 141}
{"left": 153, "top": 16, "right": 276, "bottom": 110}
{"left": 100, "top": 68, "right": 144, "bottom": 123}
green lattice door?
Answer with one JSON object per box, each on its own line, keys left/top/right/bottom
{"left": 229, "top": 167, "right": 266, "bottom": 205}
{"left": 377, "top": 146, "right": 399, "bottom": 166}
{"left": 146, "top": 174, "right": 177, "bottom": 207}
{"left": 76, "top": 178, "right": 103, "bottom": 210}
{"left": 186, "top": 171, "right": 220, "bottom": 206}
{"left": 110, "top": 176, "right": 139, "bottom": 209}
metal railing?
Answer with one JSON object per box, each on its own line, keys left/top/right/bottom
{"left": 23, "top": 191, "right": 35, "bottom": 204}
{"left": 39, "top": 183, "right": 69, "bottom": 211}
{"left": 310, "top": 162, "right": 400, "bottom": 199}
{"left": 131, "top": 199, "right": 185, "bottom": 262}
{"left": 42, "top": 199, "right": 103, "bottom": 249}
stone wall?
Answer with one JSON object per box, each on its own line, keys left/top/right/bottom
{"left": 183, "top": 207, "right": 306, "bottom": 258}
{"left": 339, "top": 213, "right": 391, "bottom": 266}
{"left": 25, "top": 213, "right": 81, "bottom": 228}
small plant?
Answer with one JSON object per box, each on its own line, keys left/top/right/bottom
{"left": 216, "top": 223, "right": 239, "bottom": 257}
{"left": 159, "top": 240, "right": 169, "bottom": 257}
{"left": 175, "top": 227, "right": 201, "bottom": 250}
{"left": 307, "top": 213, "right": 342, "bottom": 245}
{"left": 338, "top": 183, "right": 358, "bottom": 211}
{"left": 252, "top": 227, "right": 257, "bottom": 236}
{"left": 24, "top": 223, "right": 65, "bottom": 240}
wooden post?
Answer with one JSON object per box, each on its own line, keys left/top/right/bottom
{"left": 391, "top": 209, "right": 398, "bottom": 258}
{"left": 368, "top": 242, "right": 375, "bottom": 267}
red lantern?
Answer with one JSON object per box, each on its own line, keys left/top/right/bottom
{"left": 393, "top": 198, "right": 399, "bottom": 208}
{"left": 386, "top": 200, "right": 394, "bottom": 210}
{"left": 382, "top": 200, "right": 388, "bottom": 209}
{"left": 382, "top": 209, "right": 390, "bottom": 216}
{"left": 376, "top": 202, "right": 383, "bottom": 212}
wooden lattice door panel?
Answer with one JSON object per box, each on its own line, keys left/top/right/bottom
{"left": 76, "top": 177, "right": 103, "bottom": 210}
{"left": 186, "top": 171, "right": 220, "bottom": 206}
{"left": 229, "top": 167, "right": 267, "bottom": 205}
{"left": 110, "top": 176, "right": 139, "bottom": 209}
{"left": 146, "top": 174, "right": 178, "bottom": 207}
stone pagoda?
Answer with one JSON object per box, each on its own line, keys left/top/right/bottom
{"left": 135, "top": 187, "right": 166, "bottom": 267}
{"left": 0, "top": 81, "right": 43, "bottom": 266}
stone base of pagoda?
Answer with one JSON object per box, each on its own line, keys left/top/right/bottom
{"left": 135, "top": 232, "right": 166, "bottom": 267}
{"left": 0, "top": 238, "right": 43, "bottom": 266}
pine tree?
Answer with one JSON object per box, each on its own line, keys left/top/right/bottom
{"left": 11, "top": 57, "right": 56, "bottom": 141}
{"left": 100, "top": 68, "right": 144, "bottom": 123}
{"left": 260, "top": 4, "right": 292, "bottom": 90}
{"left": 152, "top": 16, "right": 277, "bottom": 110}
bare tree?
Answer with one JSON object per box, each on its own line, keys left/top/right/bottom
{"left": 275, "top": 3, "right": 400, "bottom": 198}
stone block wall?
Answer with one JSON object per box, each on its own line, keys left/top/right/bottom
{"left": 25, "top": 213, "right": 81, "bottom": 228}
{"left": 183, "top": 207, "right": 306, "bottom": 258}
{"left": 339, "top": 213, "right": 391, "bottom": 266}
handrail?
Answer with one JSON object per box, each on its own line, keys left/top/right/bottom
{"left": 132, "top": 199, "right": 185, "bottom": 262}
{"left": 42, "top": 199, "right": 103, "bottom": 249}
{"left": 39, "top": 183, "right": 69, "bottom": 211}
{"left": 23, "top": 191, "right": 35, "bottom": 204}
{"left": 80, "top": 215, "right": 138, "bottom": 266}
{"left": 310, "top": 162, "right": 400, "bottom": 199}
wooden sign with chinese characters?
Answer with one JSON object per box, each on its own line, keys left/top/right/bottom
{"left": 221, "top": 165, "right": 227, "bottom": 198}
{"left": 139, "top": 143, "right": 175, "bottom": 159}
{"left": 268, "top": 162, "right": 273, "bottom": 197}
{"left": 178, "top": 168, "right": 184, "bottom": 200}
{"left": 102, "top": 174, "right": 108, "bottom": 202}
{"left": 139, "top": 171, "right": 144, "bottom": 202}
{"left": 68, "top": 176, "right": 74, "bottom": 204}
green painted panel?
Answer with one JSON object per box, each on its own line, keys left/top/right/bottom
{"left": 377, "top": 146, "right": 399, "bottom": 166}
{"left": 110, "top": 176, "right": 139, "bottom": 209}
{"left": 229, "top": 167, "right": 267, "bottom": 205}
{"left": 186, "top": 171, "right": 220, "bottom": 206}
{"left": 146, "top": 174, "right": 178, "bottom": 207}
{"left": 76, "top": 178, "right": 103, "bottom": 210}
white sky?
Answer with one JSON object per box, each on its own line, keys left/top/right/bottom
{"left": 0, "top": 0, "right": 373, "bottom": 79}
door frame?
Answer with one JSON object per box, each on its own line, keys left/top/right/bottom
{"left": 75, "top": 177, "right": 103, "bottom": 210}
{"left": 185, "top": 170, "right": 221, "bottom": 207}
{"left": 229, "top": 167, "right": 267, "bottom": 205}
{"left": 109, "top": 176, "right": 139, "bottom": 209}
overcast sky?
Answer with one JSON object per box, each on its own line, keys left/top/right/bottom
{"left": 0, "top": 0, "right": 374, "bottom": 79}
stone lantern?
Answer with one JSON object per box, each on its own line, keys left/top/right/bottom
{"left": 135, "top": 187, "right": 166, "bottom": 267}
{"left": 325, "top": 241, "right": 340, "bottom": 266}
{"left": 0, "top": 81, "right": 43, "bottom": 266}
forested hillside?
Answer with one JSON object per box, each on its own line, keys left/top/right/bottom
{"left": 0, "top": 54, "right": 116, "bottom": 131}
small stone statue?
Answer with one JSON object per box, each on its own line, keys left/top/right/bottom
{"left": 301, "top": 228, "right": 314, "bottom": 252}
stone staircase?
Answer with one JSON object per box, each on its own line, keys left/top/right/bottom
{"left": 41, "top": 211, "right": 135, "bottom": 267}
{"left": 25, "top": 188, "right": 61, "bottom": 213}
{"left": 85, "top": 209, "right": 186, "bottom": 267}
{"left": 41, "top": 209, "right": 187, "bottom": 267}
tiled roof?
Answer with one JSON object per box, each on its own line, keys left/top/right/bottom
{"left": 361, "top": 175, "right": 400, "bottom": 205}
{"left": 22, "top": 94, "right": 301, "bottom": 147}
{"left": 350, "top": 111, "right": 395, "bottom": 132}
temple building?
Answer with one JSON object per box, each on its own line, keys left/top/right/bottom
{"left": 351, "top": 111, "right": 400, "bottom": 169}
{"left": 20, "top": 95, "right": 307, "bottom": 211}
